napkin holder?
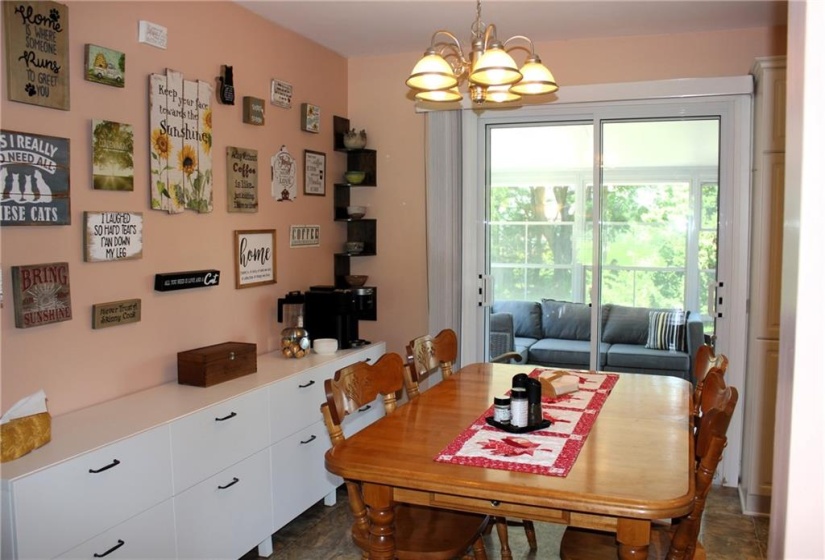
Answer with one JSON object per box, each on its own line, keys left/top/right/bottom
{"left": 538, "top": 371, "right": 579, "bottom": 399}
{"left": 1, "top": 412, "right": 51, "bottom": 463}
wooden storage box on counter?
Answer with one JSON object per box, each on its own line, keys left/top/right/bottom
{"left": 178, "top": 342, "right": 257, "bottom": 387}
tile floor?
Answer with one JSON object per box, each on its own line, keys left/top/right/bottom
{"left": 243, "top": 484, "right": 769, "bottom": 559}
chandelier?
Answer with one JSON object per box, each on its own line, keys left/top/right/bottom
{"left": 405, "top": 0, "right": 558, "bottom": 105}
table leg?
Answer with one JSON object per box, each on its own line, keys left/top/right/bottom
{"left": 616, "top": 518, "right": 650, "bottom": 559}
{"left": 362, "top": 482, "right": 395, "bottom": 560}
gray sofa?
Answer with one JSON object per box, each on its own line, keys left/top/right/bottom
{"left": 491, "top": 299, "right": 705, "bottom": 382}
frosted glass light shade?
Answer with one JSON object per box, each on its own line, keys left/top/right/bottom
{"left": 485, "top": 85, "right": 521, "bottom": 103}
{"left": 406, "top": 53, "right": 458, "bottom": 91}
{"left": 510, "top": 58, "right": 559, "bottom": 95}
{"left": 415, "top": 87, "right": 463, "bottom": 102}
{"left": 469, "top": 45, "right": 521, "bottom": 86}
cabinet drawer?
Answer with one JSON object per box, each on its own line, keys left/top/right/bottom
{"left": 171, "top": 389, "right": 269, "bottom": 492}
{"left": 12, "top": 425, "right": 172, "bottom": 560}
{"left": 271, "top": 420, "right": 339, "bottom": 532}
{"left": 58, "top": 499, "right": 176, "bottom": 559}
{"left": 175, "top": 448, "right": 273, "bottom": 559}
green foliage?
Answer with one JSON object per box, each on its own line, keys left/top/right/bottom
{"left": 92, "top": 121, "right": 133, "bottom": 172}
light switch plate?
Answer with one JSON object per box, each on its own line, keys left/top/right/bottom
{"left": 139, "top": 20, "right": 167, "bottom": 49}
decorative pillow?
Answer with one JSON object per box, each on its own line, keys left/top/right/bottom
{"left": 601, "top": 304, "right": 653, "bottom": 345}
{"left": 541, "top": 299, "right": 591, "bottom": 341}
{"left": 645, "top": 310, "right": 689, "bottom": 352}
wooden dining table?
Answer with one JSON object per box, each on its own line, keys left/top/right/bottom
{"left": 324, "top": 362, "right": 695, "bottom": 559}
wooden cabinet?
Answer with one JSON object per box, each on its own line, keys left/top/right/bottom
{"left": 1, "top": 342, "right": 386, "bottom": 559}
{"left": 741, "top": 56, "right": 785, "bottom": 515}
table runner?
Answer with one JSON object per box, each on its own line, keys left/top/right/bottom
{"left": 435, "top": 368, "right": 619, "bottom": 477}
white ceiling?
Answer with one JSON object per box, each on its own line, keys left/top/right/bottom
{"left": 234, "top": 0, "right": 787, "bottom": 59}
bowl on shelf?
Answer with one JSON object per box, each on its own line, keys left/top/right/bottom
{"left": 344, "top": 275, "right": 369, "bottom": 288}
{"left": 344, "top": 241, "right": 364, "bottom": 254}
{"left": 344, "top": 170, "right": 366, "bottom": 185}
{"left": 313, "top": 338, "right": 338, "bottom": 355}
{"left": 346, "top": 206, "right": 366, "bottom": 220}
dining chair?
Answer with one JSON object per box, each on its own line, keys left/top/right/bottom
{"left": 691, "top": 345, "right": 729, "bottom": 418}
{"left": 404, "top": 329, "right": 536, "bottom": 560}
{"left": 558, "top": 374, "right": 739, "bottom": 560}
{"left": 321, "top": 352, "right": 490, "bottom": 560}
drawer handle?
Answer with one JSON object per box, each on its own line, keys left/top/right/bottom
{"left": 300, "top": 435, "right": 317, "bottom": 445}
{"left": 298, "top": 380, "right": 315, "bottom": 389}
{"left": 218, "top": 477, "right": 240, "bottom": 490}
{"left": 215, "top": 411, "right": 237, "bottom": 422}
{"left": 93, "top": 539, "right": 125, "bottom": 557}
{"left": 490, "top": 500, "right": 501, "bottom": 507}
{"left": 89, "top": 459, "right": 121, "bottom": 474}
{"left": 358, "top": 404, "right": 372, "bottom": 412}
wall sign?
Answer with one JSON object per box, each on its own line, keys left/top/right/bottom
{"left": 242, "top": 96, "right": 264, "bottom": 125}
{"left": 92, "top": 120, "right": 133, "bottom": 191}
{"left": 154, "top": 270, "right": 220, "bottom": 292}
{"left": 84, "top": 44, "right": 124, "bottom": 87}
{"left": 271, "top": 145, "right": 296, "bottom": 202}
{"left": 290, "top": 225, "right": 320, "bottom": 248}
{"left": 270, "top": 78, "right": 292, "bottom": 109}
{"left": 226, "top": 146, "right": 258, "bottom": 212}
{"left": 83, "top": 211, "right": 143, "bottom": 262}
{"left": 149, "top": 68, "right": 213, "bottom": 214}
{"left": 92, "top": 298, "right": 141, "bottom": 329}
{"left": 11, "top": 261, "right": 72, "bottom": 328}
{"left": 0, "top": 129, "right": 70, "bottom": 226}
{"left": 3, "top": 1, "right": 70, "bottom": 110}
{"left": 300, "top": 103, "right": 320, "bottom": 133}
{"left": 234, "top": 229, "right": 276, "bottom": 289}
{"left": 303, "top": 150, "right": 325, "bottom": 196}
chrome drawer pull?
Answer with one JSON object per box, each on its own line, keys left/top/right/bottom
{"left": 300, "top": 435, "right": 317, "bottom": 445}
{"left": 218, "top": 477, "right": 240, "bottom": 490}
{"left": 358, "top": 404, "right": 372, "bottom": 412}
{"left": 490, "top": 500, "right": 501, "bottom": 507}
{"left": 89, "top": 459, "right": 121, "bottom": 474}
{"left": 298, "top": 380, "right": 315, "bottom": 389}
{"left": 93, "top": 539, "right": 125, "bottom": 557}
{"left": 215, "top": 411, "right": 237, "bottom": 422}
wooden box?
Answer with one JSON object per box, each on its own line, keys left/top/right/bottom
{"left": 177, "top": 342, "right": 257, "bottom": 387}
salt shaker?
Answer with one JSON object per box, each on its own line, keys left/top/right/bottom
{"left": 510, "top": 387, "right": 528, "bottom": 428}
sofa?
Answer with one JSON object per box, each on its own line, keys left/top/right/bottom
{"left": 490, "top": 299, "right": 705, "bottom": 382}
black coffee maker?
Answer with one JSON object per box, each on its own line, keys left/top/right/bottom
{"left": 302, "top": 285, "right": 375, "bottom": 349}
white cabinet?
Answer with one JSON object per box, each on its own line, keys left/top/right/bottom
{"left": 58, "top": 500, "right": 176, "bottom": 559}
{"left": 7, "top": 425, "right": 172, "bottom": 559}
{"left": 0, "top": 342, "right": 387, "bottom": 559}
{"left": 741, "top": 56, "right": 785, "bottom": 515}
{"left": 175, "top": 449, "right": 273, "bottom": 559}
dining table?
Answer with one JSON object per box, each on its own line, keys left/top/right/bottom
{"left": 324, "top": 362, "right": 695, "bottom": 560}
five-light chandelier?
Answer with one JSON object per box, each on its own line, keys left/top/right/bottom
{"left": 405, "top": 0, "right": 558, "bottom": 105}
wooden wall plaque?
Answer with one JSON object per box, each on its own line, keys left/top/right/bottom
{"left": 83, "top": 211, "right": 143, "bottom": 262}
{"left": 226, "top": 147, "right": 258, "bottom": 212}
{"left": 92, "top": 298, "right": 141, "bottom": 329}
{"left": 11, "top": 262, "right": 72, "bottom": 328}
{"left": 3, "top": 1, "right": 70, "bottom": 110}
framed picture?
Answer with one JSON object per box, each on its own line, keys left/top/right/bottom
{"left": 85, "top": 44, "right": 125, "bottom": 87}
{"left": 304, "top": 150, "right": 325, "bottom": 196}
{"left": 234, "top": 229, "right": 276, "bottom": 289}
{"left": 300, "top": 103, "right": 320, "bottom": 133}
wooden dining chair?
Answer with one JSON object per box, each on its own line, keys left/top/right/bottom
{"left": 322, "top": 352, "right": 490, "bottom": 560}
{"left": 558, "top": 375, "right": 739, "bottom": 560}
{"left": 691, "top": 345, "right": 729, "bottom": 418}
{"left": 404, "top": 329, "right": 536, "bottom": 560}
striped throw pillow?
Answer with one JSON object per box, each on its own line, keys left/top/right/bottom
{"left": 645, "top": 310, "right": 688, "bottom": 352}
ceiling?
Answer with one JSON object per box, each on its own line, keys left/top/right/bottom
{"left": 235, "top": 0, "right": 787, "bottom": 59}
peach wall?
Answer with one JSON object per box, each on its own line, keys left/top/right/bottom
{"left": 1, "top": 2, "right": 348, "bottom": 415}
{"left": 347, "top": 25, "right": 787, "bottom": 364}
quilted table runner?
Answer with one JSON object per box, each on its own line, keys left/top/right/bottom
{"left": 435, "top": 369, "right": 619, "bottom": 477}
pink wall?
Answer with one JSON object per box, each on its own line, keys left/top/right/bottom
{"left": 1, "top": 2, "right": 348, "bottom": 416}
{"left": 348, "top": 25, "right": 786, "bottom": 365}
{"left": 1, "top": 0, "right": 786, "bottom": 419}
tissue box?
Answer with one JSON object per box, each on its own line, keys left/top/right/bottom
{"left": 178, "top": 342, "right": 257, "bottom": 387}
{"left": 1, "top": 412, "right": 51, "bottom": 463}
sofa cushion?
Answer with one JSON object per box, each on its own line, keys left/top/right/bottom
{"left": 528, "top": 338, "right": 609, "bottom": 367}
{"left": 607, "top": 343, "right": 689, "bottom": 372}
{"left": 541, "top": 299, "right": 591, "bottom": 341}
{"left": 492, "top": 300, "right": 542, "bottom": 339}
{"left": 645, "top": 310, "right": 689, "bottom": 352}
{"left": 601, "top": 304, "right": 653, "bottom": 345}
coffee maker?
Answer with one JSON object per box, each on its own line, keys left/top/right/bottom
{"left": 302, "top": 285, "right": 375, "bottom": 349}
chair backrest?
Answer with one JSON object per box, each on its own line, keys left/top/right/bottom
{"left": 322, "top": 352, "right": 405, "bottom": 446}
{"left": 669, "top": 376, "right": 738, "bottom": 560}
{"left": 692, "top": 345, "right": 729, "bottom": 417}
{"left": 404, "top": 329, "right": 458, "bottom": 399}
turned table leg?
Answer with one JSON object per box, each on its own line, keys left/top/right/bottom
{"left": 362, "top": 483, "right": 395, "bottom": 560}
{"left": 616, "top": 518, "right": 651, "bottom": 560}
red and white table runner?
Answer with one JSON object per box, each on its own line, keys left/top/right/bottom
{"left": 435, "top": 369, "right": 619, "bottom": 477}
